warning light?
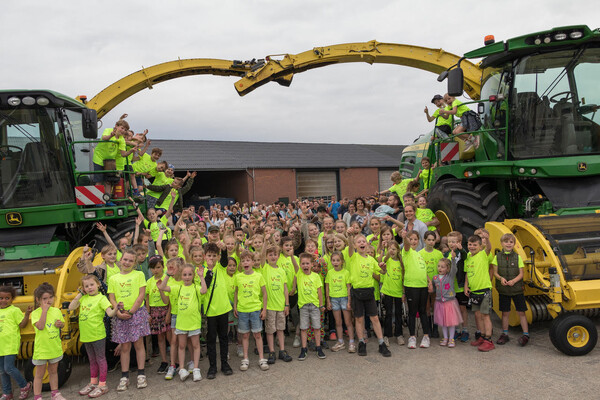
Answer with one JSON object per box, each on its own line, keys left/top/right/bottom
{"left": 484, "top": 35, "right": 495, "bottom": 46}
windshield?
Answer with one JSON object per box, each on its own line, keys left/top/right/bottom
{"left": 0, "top": 108, "right": 74, "bottom": 209}
{"left": 509, "top": 46, "right": 600, "bottom": 158}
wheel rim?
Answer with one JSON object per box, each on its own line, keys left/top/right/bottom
{"left": 567, "top": 325, "right": 590, "bottom": 347}
{"left": 435, "top": 210, "right": 453, "bottom": 237}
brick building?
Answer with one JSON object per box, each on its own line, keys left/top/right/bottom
{"left": 152, "top": 140, "right": 405, "bottom": 204}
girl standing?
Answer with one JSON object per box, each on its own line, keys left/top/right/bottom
{"left": 145, "top": 257, "right": 171, "bottom": 374}
{"left": 379, "top": 241, "right": 405, "bottom": 346}
{"left": 68, "top": 275, "right": 119, "bottom": 398}
{"left": 325, "top": 252, "right": 355, "bottom": 352}
{"left": 428, "top": 258, "right": 463, "bottom": 347}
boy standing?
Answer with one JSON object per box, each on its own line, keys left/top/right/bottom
{"left": 464, "top": 235, "right": 494, "bottom": 351}
{"left": 492, "top": 233, "right": 529, "bottom": 346}
{"left": 445, "top": 231, "right": 470, "bottom": 342}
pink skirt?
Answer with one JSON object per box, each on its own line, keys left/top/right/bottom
{"left": 433, "top": 298, "right": 463, "bottom": 327}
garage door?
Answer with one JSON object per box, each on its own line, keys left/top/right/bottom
{"left": 296, "top": 171, "right": 338, "bottom": 199}
{"left": 378, "top": 169, "right": 398, "bottom": 193}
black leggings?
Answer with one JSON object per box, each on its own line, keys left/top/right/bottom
{"left": 405, "top": 286, "right": 430, "bottom": 336}
{"left": 206, "top": 312, "right": 229, "bottom": 367}
{"left": 382, "top": 294, "right": 403, "bottom": 337}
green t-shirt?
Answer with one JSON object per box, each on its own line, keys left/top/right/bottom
{"left": 432, "top": 107, "right": 453, "bottom": 127}
{"left": 416, "top": 208, "right": 436, "bottom": 231}
{"left": 144, "top": 216, "right": 172, "bottom": 242}
{"left": 157, "top": 188, "right": 179, "bottom": 211}
{"left": 78, "top": 294, "right": 112, "bottom": 343}
{"left": 0, "top": 305, "right": 24, "bottom": 356}
{"left": 167, "top": 278, "right": 183, "bottom": 315}
{"left": 261, "top": 265, "right": 288, "bottom": 312}
{"left": 223, "top": 272, "right": 236, "bottom": 303}
{"left": 132, "top": 153, "right": 156, "bottom": 175}
{"left": 419, "top": 169, "right": 432, "bottom": 190}
{"left": 172, "top": 284, "right": 202, "bottom": 331}
{"left": 146, "top": 172, "right": 173, "bottom": 199}
{"left": 147, "top": 275, "right": 168, "bottom": 307}
{"left": 31, "top": 307, "right": 64, "bottom": 360}
{"left": 348, "top": 253, "right": 381, "bottom": 289}
{"left": 277, "top": 254, "right": 298, "bottom": 293}
{"left": 92, "top": 128, "right": 124, "bottom": 167}
{"left": 107, "top": 270, "right": 146, "bottom": 310}
{"left": 325, "top": 268, "right": 350, "bottom": 298}
{"left": 402, "top": 248, "right": 428, "bottom": 288}
{"left": 466, "top": 250, "right": 492, "bottom": 292}
{"left": 389, "top": 179, "right": 411, "bottom": 205}
{"left": 203, "top": 265, "right": 233, "bottom": 317}
{"left": 297, "top": 271, "right": 323, "bottom": 308}
{"left": 452, "top": 99, "right": 471, "bottom": 118}
{"left": 419, "top": 248, "right": 444, "bottom": 280}
{"left": 106, "top": 263, "right": 120, "bottom": 283}
{"left": 366, "top": 234, "right": 379, "bottom": 251}
{"left": 380, "top": 258, "right": 404, "bottom": 298}
{"left": 234, "top": 271, "right": 266, "bottom": 313}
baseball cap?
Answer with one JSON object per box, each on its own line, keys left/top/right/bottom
{"left": 207, "top": 225, "right": 220, "bottom": 233}
{"left": 431, "top": 94, "right": 443, "bottom": 103}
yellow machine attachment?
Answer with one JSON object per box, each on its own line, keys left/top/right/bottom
{"left": 486, "top": 214, "right": 600, "bottom": 356}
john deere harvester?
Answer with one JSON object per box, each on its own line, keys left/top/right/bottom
{"left": 401, "top": 25, "right": 600, "bottom": 355}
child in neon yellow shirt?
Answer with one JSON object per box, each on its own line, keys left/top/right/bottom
{"left": 145, "top": 258, "right": 170, "bottom": 375}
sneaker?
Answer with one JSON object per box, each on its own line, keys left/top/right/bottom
{"left": 478, "top": 339, "right": 495, "bottom": 352}
{"left": 136, "top": 375, "right": 147, "bottom": 389}
{"left": 51, "top": 393, "right": 66, "bottom": 400}
{"left": 407, "top": 336, "right": 417, "bottom": 349}
{"left": 471, "top": 337, "right": 485, "bottom": 347}
{"left": 331, "top": 341, "right": 346, "bottom": 352}
{"left": 379, "top": 343, "right": 391, "bottom": 357}
{"left": 240, "top": 359, "right": 249, "bottom": 371}
{"left": 293, "top": 336, "right": 301, "bottom": 348}
{"left": 316, "top": 347, "right": 327, "bottom": 359}
{"left": 267, "top": 351, "right": 276, "bottom": 364}
{"left": 448, "top": 339, "right": 456, "bottom": 348}
{"left": 157, "top": 361, "right": 168, "bottom": 374}
{"left": 518, "top": 335, "right": 530, "bottom": 347}
{"left": 383, "top": 336, "right": 390, "bottom": 347}
{"left": 221, "top": 362, "right": 233, "bottom": 375}
{"left": 358, "top": 341, "right": 367, "bottom": 356}
{"left": 348, "top": 343, "right": 356, "bottom": 353}
{"left": 19, "top": 382, "right": 32, "bottom": 400}
{"left": 207, "top": 366, "right": 217, "bottom": 380}
{"left": 187, "top": 361, "right": 194, "bottom": 373}
{"left": 460, "top": 331, "right": 470, "bottom": 343}
{"left": 88, "top": 385, "right": 109, "bottom": 398}
{"left": 0, "top": 395, "right": 14, "bottom": 400}
{"left": 329, "top": 331, "right": 337, "bottom": 341}
{"left": 237, "top": 345, "right": 244, "bottom": 358}
{"left": 165, "top": 365, "right": 176, "bottom": 380}
{"left": 420, "top": 336, "right": 431, "bottom": 348}
{"left": 193, "top": 368, "right": 202, "bottom": 382}
{"left": 179, "top": 368, "right": 190, "bottom": 382}
{"left": 475, "top": 331, "right": 482, "bottom": 340}
{"left": 440, "top": 338, "right": 448, "bottom": 346}
{"left": 278, "top": 350, "right": 293, "bottom": 362}
{"left": 259, "top": 359, "right": 269, "bottom": 371}
{"left": 496, "top": 333, "right": 510, "bottom": 345}
{"left": 396, "top": 336, "right": 405, "bottom": 346}
{"left": 298, "top": 347, "right": 308, "bottom": 361}
{"left": 116, "top": 377, "right": 129, "bottom": 392}
{"left": 79, "top": 383, "right": 96, "bottom": 396}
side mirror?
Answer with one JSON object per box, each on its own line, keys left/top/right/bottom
{"left": 437, "top": 70, "right": 449, "bottom": 82}
{"left": 448, "top": 68, "right": 464, "bottom": 96}
{"left": 82, "top": 108, "right": 98, "bottom": 139}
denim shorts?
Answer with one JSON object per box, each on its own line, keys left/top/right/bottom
{"left": 237, "top": 310, "right": 262, "bottom": 333}
{"left": 175, "top": 328, "right": 201, "bottom": 336}
{"left": 32, "top": 354, "right": 63, "bottom": 366}
{"left": 330, "top": 296, "right": 348, "bottom": 311}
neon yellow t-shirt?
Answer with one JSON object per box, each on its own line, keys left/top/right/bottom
{"left": 419, "top": 248, "right": 444, "bottom": 280}
{"left": 416, "top": 208, "right": 436, "bottom": 231}
{"left": 144, "top": 216, "right": 172, "bottom": 242}
{"left": 348, "top": 253, "right": 381, "bottom": 289}
{"left": 451, "top": 99, "right": 471, "bottom": 118}
{"left": 0, "top": 305, "right": 24, "bottom": 356}
{"left": 261, "top": 265, "right": 287, "bottom": 312}
{"left": 223, "top": 272, "right": 236, "bottom": 303}
{"left": 402, "top": 248, "right": 428, "bottom": 288}
{"left": 325, "top": 268, "right": 350, "bottom": 298}
{"left": 92, "top": 128, "right": 124, "bottom": 167}
{"left": 432, "top": 107, "right": 452, "bottom": 127}
{"left": 172, "top": 284, "right": 202, "bottom": 331}
{"left": 234, "top": 271, "right": 266, "bottom": 313}
{"left": 132, "top": 153, "right": 157, "bottom": 176}
{"left": 147, "top": 172, "right": 173, "bottom": 199}
{"left": 106, "top": 262, "right": 120, "bottom": 283}
{"left": 297, "top": 271, "right": 323, "bottom": 308}
{"left": 147, "top": 275, "right": 168, "bottom": 307}
{"left": 167, "top": 278, "right": 183, "bottom": 315}
{"left": 78, "top": 294, "right": 112, "bottom": 342}
{"left": 31, "top": 307, "right": 64, "bottom": 360}
{"left": 419, "top": 169, "right": 432, "bottom": 190}
{"left": 466, "top": 250, "right": 492, "bottom": 292}
{"left": 380, "top": 258, "right": 403, "bottom": 298}
{"left": 107, "top": 270, "right": 146, "bottom": 310}
{"left": 157, "top": 188, "right": 179, "bottom": 211}
{"left": 491, "top": 253, "right": 525, "bottom": 269}
{"left": 203, "top": 265, "right": 233, "bottom": 317}
{"left": 366, "top": 234, "right": 379, "bottom": 251}
{"left": 277, "top": 254, "right": 298, "bottom": 293}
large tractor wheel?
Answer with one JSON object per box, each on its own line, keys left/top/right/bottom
{"left": 549, "top": 313, "right": 598, "bottom": 356}
{"left": 427, "top": 178, "right": 506, "bottom": 239}
{"left": 91, "top": 217, "right": 138, "bottom": 251}
{"left": 24, "top": 356, "right": 72, "bottom": 391}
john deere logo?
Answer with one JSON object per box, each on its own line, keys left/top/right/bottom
{"left": 577, "top": 162, "right": 587, "bottom": 172}
{"left": 6, "top": 212, "right": 22, "bottom": 226}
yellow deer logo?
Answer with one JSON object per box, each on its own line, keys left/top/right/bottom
{"left": 6, "top": 212, "right": 22, "bottom": 226}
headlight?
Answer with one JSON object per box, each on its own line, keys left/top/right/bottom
{"left": 569, "top": 31, "right": 583, "bottom": 39}
{"left": 554, "top": 33, "right": 567, "bottom": 41}
{"left": 7, "top": 97, "right": 21, "bottom": 106}
{"left": 22, "top": 96, "right": 35, "bottom": 106}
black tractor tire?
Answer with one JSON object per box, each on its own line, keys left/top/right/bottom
{"left": 427, "top": 178, "right": 506, "bottom": 240}
{"left": 549, "top": 313, "right": 598, "bottom": 356}
{"left": 24, "top": 356, "right": 72, "bottom": 391}
{"left": 91, "top": 217, "right": 138, "bottom": 252}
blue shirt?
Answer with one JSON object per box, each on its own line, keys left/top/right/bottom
{"left": 329, "top": 202, "right": 341, "bottom": 220}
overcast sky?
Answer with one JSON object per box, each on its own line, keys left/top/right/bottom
{"left": 2, "top": 1, "right": 598, "bottom": 145}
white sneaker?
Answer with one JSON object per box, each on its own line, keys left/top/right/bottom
{"left": 259, "top": 358, "right": 269, "bottom": 371}
{"left": 383, "top": 336, "right": 390, "bottom": 347}
{"left": 420, "top": 336, "right": 431, "bottom": 348}
{"left": 165, "top": 365, "right": 176, "bottom": 380}
{"left": 116, "top": 377, "right": 129, "bottom": 392}
{"left": 397, "top": 336, "right": 405, "bottom": 346}
{"left": 293, "top": 336, "right": 301, "bottom": 348}
{"left": 408, "top": 336, "right": 417, "bottom": 349}
{"left": 187, "top": 361, "right": 194, "bottom": 373}
{"left": 179, "top": 368, "right": 190, "bottom": 381}
{"left": 192, "top": 368, "right": 202, "bottom": 382}
{"left": 240, "top": 358, "right": 249, "bottom": 371}
{"left": 237, "top": 345, "right": 244, "bottom": 358}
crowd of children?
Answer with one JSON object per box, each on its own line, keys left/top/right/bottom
{"left": 0, "top": 115, "right": 531, "bottom": 400}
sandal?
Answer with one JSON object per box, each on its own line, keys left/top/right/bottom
{"left": 448, "top": 339, "right": 456, "bottom": 348}
{"left": 240, "top": 359, "right": 249, "bottom": 371}
{"left": 440, "top": 338, "right": 448, "bottom": 346}
{"left": 88, "top": 385, "right": 109, "bottom": 398}
{"left": 258, "top": 358, "right": 269, "bottom": 371}
{"left": 19, "top": 382, "right": 32, "bottom": 400}
{"left": 79, "top": 383, "right": 96, "bottom": 396}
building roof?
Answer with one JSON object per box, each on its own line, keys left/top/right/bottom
{"left": 150, "top": 139, "right": 405, "bottom": 171}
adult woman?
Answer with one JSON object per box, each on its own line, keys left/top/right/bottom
{"left": 350, "top": 197, "right": 370, "bottom": 235}
{"left": 402, "top": 204, "right": 428, "bottom": 251}
{"left": 342, "top": 203, "right": 356, "bottom": 227}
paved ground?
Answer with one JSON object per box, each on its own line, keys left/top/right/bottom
{"left": 50, "top": 316, "right": 599, "bottom": 399}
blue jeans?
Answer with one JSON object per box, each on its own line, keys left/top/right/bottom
{"left": 0, "top": 354, "right": 27, "bottom": 394}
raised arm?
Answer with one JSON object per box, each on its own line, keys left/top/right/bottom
{"left": 96, "top": 222, "right": 116, "bottom": 248}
